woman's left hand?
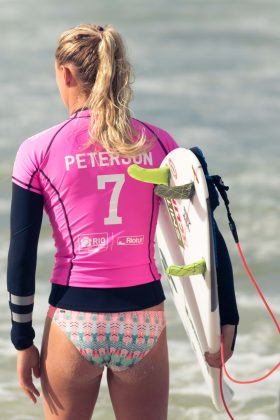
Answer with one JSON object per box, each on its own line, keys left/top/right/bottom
{"left": 204, "top": 324, "right": 236, "bottom": 368}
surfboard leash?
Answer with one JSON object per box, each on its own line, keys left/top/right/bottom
{"left": 212, "top": 175, "right": 280, "bottom": 419}
{"left": 212, "top": 174, "right": 280, "bottom": 334}
{"left": 220, "top": 335, "right": 280, "bottom": 420}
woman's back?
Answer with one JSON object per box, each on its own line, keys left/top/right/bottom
{"left": 12, "top": 109, "right": 178, "bottom": 288}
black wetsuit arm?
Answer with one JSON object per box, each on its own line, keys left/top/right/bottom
{"left": 7, "top": 183, "right": 43, "bottom": 350}
{"left": 190, "top": 146, "right": 239, "bottom": 350}
{"left": 215, "top": 222, "right": 239, "bottom": 350}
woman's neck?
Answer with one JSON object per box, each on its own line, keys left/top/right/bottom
{"left": 68, "top": 96, "right": 88, "bottom": 116}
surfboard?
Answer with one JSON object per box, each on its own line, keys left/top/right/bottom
{"left": 127, "top": 147, "right": 234, "bottom": 410}
{"left": 155, "top": 147, "right": 233, "bottom": 411}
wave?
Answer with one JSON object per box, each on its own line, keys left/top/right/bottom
{"left": 237, "top": 294, "right": 280, "bottom": 314}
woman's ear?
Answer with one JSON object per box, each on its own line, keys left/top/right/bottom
{"left": 62, "top": 66, "right": 74, "bottom": 87}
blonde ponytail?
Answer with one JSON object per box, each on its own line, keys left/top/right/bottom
{"left": 55, "top": 24, "right": 152, "bottom": 157}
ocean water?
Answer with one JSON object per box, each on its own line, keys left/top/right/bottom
{"left": 0, "top": 0, "right": 279, "bottom": 419}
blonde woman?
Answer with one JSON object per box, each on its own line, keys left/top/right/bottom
{"left": 7, "top": 24, "right": 239, "bottom": 419}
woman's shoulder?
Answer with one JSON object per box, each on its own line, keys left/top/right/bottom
{"left": 16, "top": 116, "right": 78, "bottom": 167}
{"left": 132, "top": 117, "right": 170, "bottom": 136}
{"left": 21, "top": 117, "right": 73, "bottom": 149}
{"left": 13, "top": 117, "right": 76, "bottom": 178}
{"left": 132, "top": 118, "right": 179, "bottom": 154}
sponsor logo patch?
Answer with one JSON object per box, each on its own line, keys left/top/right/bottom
{"left": 78, "top": 233, "right": 108, "bottom": 253}
{"left": 117, "top": 235, "right": 144, "bottom": 246}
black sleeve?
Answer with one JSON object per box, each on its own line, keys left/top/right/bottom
{"left": 7, "top": 183, "right": 44, "bottom": 350}
{"left": 215, "top": 222, "right": 239, "bottom": 350}
{"left": 190, "top": 146, "right": 239, "bottom": 349}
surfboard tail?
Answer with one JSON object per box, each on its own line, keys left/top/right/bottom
{"left": 212, "top": 375, "right": 234, "bottom": 412}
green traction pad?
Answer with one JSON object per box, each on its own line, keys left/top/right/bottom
{"left": 127, "top": 164, "right": 170, "bottom": 185}
{"left": 155, "top": 183, "right": 195, "bottom": 200}
{"left": 166, "top": 259, "right": 206, "bottom": 277}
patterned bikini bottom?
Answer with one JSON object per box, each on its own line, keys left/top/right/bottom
{"left": 48, "top": 305, "right": 166, "bottom": 372}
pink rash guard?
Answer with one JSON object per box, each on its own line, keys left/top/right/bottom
{"left": 12, "top": 110, "right": 178, "bottom": 288}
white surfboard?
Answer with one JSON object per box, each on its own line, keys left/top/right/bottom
{"left": 156, "top": 148, "right": 234, "bottom": 411}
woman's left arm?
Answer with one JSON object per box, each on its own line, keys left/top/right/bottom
{"left": 205, "top": 222, "right": 239, "bottom": 368}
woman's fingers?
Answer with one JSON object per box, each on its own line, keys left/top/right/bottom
{"left": 19, "top": 375, "right": 40, "bottom": 403}
{"left": 205, "top": 325, "right": 237, "bottom": 368}
{"left": 18, "top": 369, "right": 41, "bottom": 402}
{"left": 204, "top": 347, "right": 233, "bottom": 368}
{"left": 24, "top": 384, "right": 40, "bottom": 404}
{"left": 205, "top": 351, "right": 221, "bottom": 368}
{"left": 17, "top": 345, "right": 41, "bottom": 403}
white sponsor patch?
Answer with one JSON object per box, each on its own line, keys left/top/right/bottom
{"left": 78, "top": 233, "right": 108, "bottom": 253}
{"left": 117, "top": 235, "right": 144, "bottom": 246}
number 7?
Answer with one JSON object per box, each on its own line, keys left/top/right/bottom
{"left": 97, "top": 174, "right": 125, "bottom": 225}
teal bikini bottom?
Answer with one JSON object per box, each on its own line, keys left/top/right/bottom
{"left": 48, "top": 305, "right": 166, "bottom": 371}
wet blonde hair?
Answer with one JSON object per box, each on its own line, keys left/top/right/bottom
{"left": 55, "top": 24, "right": 150, "bottom": 156}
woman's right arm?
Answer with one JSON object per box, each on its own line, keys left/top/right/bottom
{"left": 7, "top": 183, "right": 43, "bottom": 403}
{"left": 7, "top": 183, "right": 44, "bottom": 350}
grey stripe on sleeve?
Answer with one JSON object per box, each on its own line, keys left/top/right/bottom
{"left": 11, "top": 312, "right": 33, "bottom": 323}
{"left": 10, "top": 294, "right": 34, "bottom": 305}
